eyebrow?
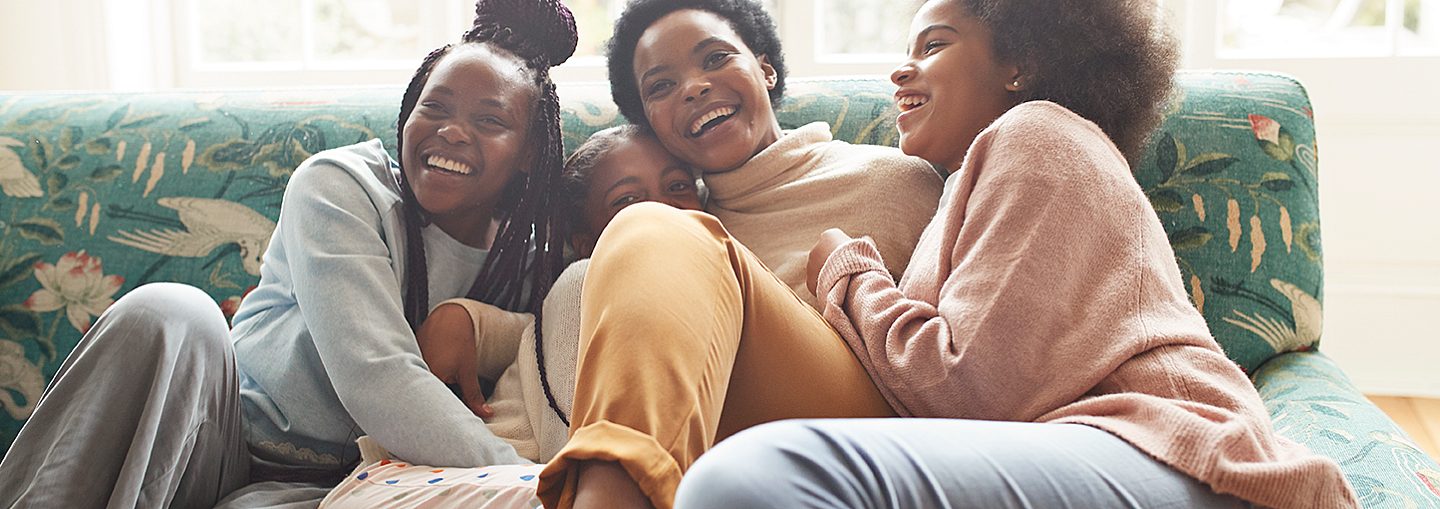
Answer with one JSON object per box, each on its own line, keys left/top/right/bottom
{"left": 908, "top": 24, "right": 960, "bottom": 53}
{"left": 661, "top": 166, "right": 693, "bottom": 179}
{"left": 639, "top": 36, "right": 732, "bottom": 85}
{"left": 603, "top": 175, "right": 640, "bottom": 197}
{"left": 430, "top": 85, "right": 504, "bottom": 108}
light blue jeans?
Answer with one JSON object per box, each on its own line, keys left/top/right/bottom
{"left": 676, "top": 419, "right": 1251, "bottom": 509}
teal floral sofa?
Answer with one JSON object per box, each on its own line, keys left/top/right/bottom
{"left": 0, "top": 72, "right": 1436, "bottom": 507}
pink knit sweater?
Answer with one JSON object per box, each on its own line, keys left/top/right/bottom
{"left": 816, "top": 101, "right": 1357, "bottom": 509}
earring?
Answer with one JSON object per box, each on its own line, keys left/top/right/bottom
{"left": 1011, "top": 79, "right": 1021, "bottom": 88}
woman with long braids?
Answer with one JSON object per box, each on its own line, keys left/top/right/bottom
{"left": 0, "top": 0, "right": 577, "bottom": 507}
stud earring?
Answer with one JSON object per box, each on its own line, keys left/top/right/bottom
{"left": 1011, "top": 79, "right": 1022, "bottom": 88}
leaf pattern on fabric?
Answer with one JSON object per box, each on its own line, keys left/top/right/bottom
{"left": 0, "top": 75, "right": 1434, "bottom": 506}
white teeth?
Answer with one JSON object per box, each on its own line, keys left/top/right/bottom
{"left": 897, "top": 95, "right": 928, "bottom": 110}
{"left": 427, "top": 155, "right": 472, "bottom": 175}
{"left": 690, "top": 105, "right": 738, "bottom": 136}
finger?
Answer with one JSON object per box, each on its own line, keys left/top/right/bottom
{"left": 458, "top": 356, "right": 492, "bottom": 419}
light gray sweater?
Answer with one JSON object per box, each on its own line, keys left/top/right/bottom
{"left": 230, "top": 139, "right": 524, "bottom": 471}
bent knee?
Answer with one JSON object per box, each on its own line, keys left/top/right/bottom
{"left": 101, "top": 283, "right": 230, "bottom": 355}
{"left": 594, "top": 203, "right": 727, "bottom": 258}
{"left": 115, "top": 282, "right": 217, "bottom": 314}
{"left": 677, "top": 421, "right": 838, "bottom": 508}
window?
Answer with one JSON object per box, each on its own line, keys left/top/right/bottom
{"left": 167, "top": 0, "right": 470, "bottom": 87}
{"left": 1170, "top": 0, "right": 1439, "bottom": 124}
{"left": 815, "top": 0, "right": 918, "bottom": 60}
{"left": 160, "top": 0, "right": 917, "bottom": 87}
{"left": 1218, "top": 0, "right": 1440, "bottom": 57}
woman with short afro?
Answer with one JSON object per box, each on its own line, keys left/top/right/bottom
{"left": 537, "top": 0, "right": 945, "bottom": 507}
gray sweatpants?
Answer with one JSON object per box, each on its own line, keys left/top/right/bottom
{"left": 676, "top": 419, "right": 1252, "bottom": 509}
{"left": 0, "top": 283, "right": 321, "bottom": 508}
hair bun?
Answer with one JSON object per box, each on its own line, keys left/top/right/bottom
{"left": 473, "top": 0, "right": 578, "bottom": 66}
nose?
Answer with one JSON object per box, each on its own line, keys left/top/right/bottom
{"left": 683, "top": 79, "right": 712, "bottom": 103}
{"left": 437, "top": 123, "right": 471, "bottom": 145}
{"left": 890, "top": 62, "right": 916, "bottom": 85}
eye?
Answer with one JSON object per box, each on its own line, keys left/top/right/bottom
{"left": 476, "top": 116, "right": 506, "bottom": 129}
{"left": 667, "top": 180, "right": 694, "bottom": 193}
{"left": 644, "top": 80, "right": 675, "bottom": 99}
{"left": 703, "top": 50, "right": 733, "bottom": 69}
{"left": 922, "top": 40, "right": 947, "bottom": 55}
{"left": 418, "top": 101, "right": 447, "bottom": 116}
{"left": 610, "top": 194, "right": 640, "bottom": 208}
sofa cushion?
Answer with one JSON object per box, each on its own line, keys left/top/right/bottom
{"left": 0, "top": 73, "right": 1325, "bottom": 451}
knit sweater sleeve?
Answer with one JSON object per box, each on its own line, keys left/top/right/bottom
{"left": 816, "top": 102, "right": 1158, "bottom": 420}
{"left": 434, "top": 298, "right": 531, "bottom": 381}
{"left": 279, "top": 162, "right": 524, "bottom": 467}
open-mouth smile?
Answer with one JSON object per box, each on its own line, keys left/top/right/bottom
{"left": 690, "top": 105, "right": 738, "bottom": 137}
{"left": 426, "top": 154, "right": 473, "bottom": 175}
{"left": 896, "top": 94, "right": 929, "bottom": 112}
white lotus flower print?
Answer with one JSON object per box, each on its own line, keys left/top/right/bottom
{"left": 0, "top": 136, "right": 43, "bottom": 198}
{"left": 1222, "top": 278, "right": 1322, "bottom": 353}
{"left": 0, "top": 340, "right": 45, "bottom": 419}
{"left": 23, "top": 251, "right": 125, "bottom": 333}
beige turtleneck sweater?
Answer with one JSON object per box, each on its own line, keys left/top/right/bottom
{"left": 704, "top": 122, "right": 943, "bottom": 308}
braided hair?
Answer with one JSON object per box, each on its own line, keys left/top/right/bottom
{"left": 395, "top": 0, "right": 578, "bottom": 425}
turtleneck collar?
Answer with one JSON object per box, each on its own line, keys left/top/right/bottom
{"left": 703, "top": 122, "right": 833, "bottom": 205}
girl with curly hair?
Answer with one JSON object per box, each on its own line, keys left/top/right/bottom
{"left": 675, "top": 1, "right": 1359, "bottom": 508}
{"left": 0, "top": 0, "right": 577, "bottom": 506}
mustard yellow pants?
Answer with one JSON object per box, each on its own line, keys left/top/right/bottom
{"left": 537, "top": 203, "right": 895, "bottom": 509}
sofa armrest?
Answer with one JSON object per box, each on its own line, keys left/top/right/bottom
{"left": 1254, "top": 351, "right": 1440, "bottom": 507}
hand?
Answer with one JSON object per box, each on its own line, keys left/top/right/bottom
{"left": 807, "top": 228, "right": 854, "bottom": 296}
{"left": 416, "top": 303, "right": 494, "bottom": 419}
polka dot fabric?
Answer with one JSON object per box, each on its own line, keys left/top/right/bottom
{"left": 321, "top": 460, "right": 544, "bottom": 508}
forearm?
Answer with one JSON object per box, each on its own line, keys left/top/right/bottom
{"left": 817, "top": 239, "right": 958, "bottom": 417}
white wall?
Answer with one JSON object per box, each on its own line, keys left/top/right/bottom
{"left": 1317, "top": 118, "right": 1440, "bottom": 397}
{"left": 0, "top": 0, "right": 109, "bottom": 90}
{"left": 1170, "top": 0, "right": 1440, "bottom": 398}
{"left": 2, "top": 0, "right": 1437, "bottom": 396}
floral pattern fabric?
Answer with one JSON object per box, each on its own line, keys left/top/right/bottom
{"left": 1256, "top": 352, "right": 1440, "bottom": 508}
{"left": 1132, "top": 72, "right": 1327, "bottom": 374}
{"left": 1, "top": 73, "right": 1434, "bottom": 505}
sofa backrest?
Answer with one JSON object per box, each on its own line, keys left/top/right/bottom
{"left": 0, "top": 71, "right": 1322, "bottom": 452}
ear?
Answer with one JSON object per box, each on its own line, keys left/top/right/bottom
{"left": 1004, "top": 64, "right": 1026, "bottom": 92}
{"left": 757, "top": 54, "right": 778, "bottom": 90}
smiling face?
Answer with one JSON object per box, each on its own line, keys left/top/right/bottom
{"left": 573, "top": 133, "right": 701, "bottom": 255}
{"left": 632, "top": 9, "right": 783, "bottom": 174}
{"left": 400, "top": 43, "right": 536, "bottom": 246}
{"left": 892, "top": 0, "right": 1021, "bottom": 172}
